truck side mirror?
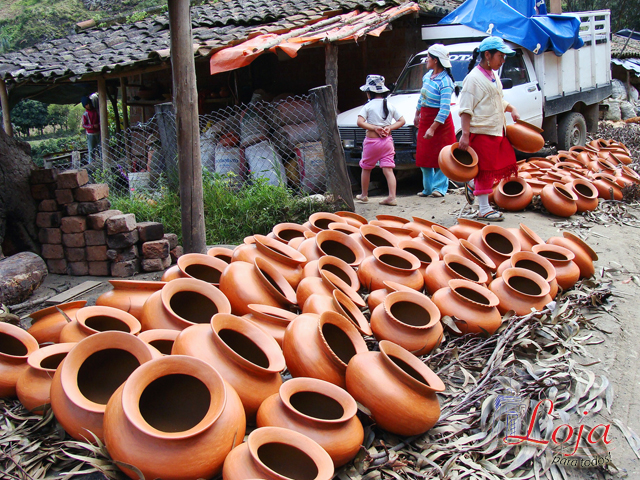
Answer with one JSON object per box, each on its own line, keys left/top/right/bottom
{"left": 500, "top": 78, "right": 513, "bottom": 89}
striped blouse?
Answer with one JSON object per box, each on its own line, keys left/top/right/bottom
{"left": 416, "top": 70, "right": 455, "bottom": 124}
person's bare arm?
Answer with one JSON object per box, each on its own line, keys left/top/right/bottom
{"left": 458, "top": 113, "right": 471, "bottom": 150}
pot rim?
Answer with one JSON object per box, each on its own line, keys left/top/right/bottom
{"left": 420, "top": 229, "right": 456, "bottom": 248}
{"left": 317, "top": 311, "right": 368, "bottom": 369}
{"left": 498, "top": 177, "right": 528, "bottom": 197}
{"left": 359, "top": 224, "right": 400, "bottom": 250}
{"left": 507, "top": 251, "right": 557, "bottom": 283}
{"left": 254, "top": 234, "right": 308, "bottom": 266}
{"left": 409, "top": 216, "right": 447, "bottom": 230}
{"left": 317, "top": 256, "right": 360, "bottom": 291}
{"left": 458, "top": 239, "right": 497, "bottom": 271}
{"left": 532, "top": 243, "right": 576, "bottom": 263}
{"left": 0, "top": 322, "right": 39, "bottom": 361}
{"left": 75, "top": 305, "right": 141, "bottom": 336}
{"left": 569, "top": 179, "right": 598, "bottom": 200}
{"left": 480, "top": 225, "right": 521, "bottom": 258}
{"left": 378, "top": 340, "right": 445, "bottom": 393}
{"left": 562, "top": 231, "right": 599, "bottom": 261}
{"left": 332, "top": 289, "right": 372, "bottom": 336}
{"left": 121, "top": 355, "right": 228, "bottom": 440}
{"left": 315, "top": 230, "right": 366, "bottom": 267}
{"left": 448, "top": 279, "right": 500, "bottom": 308}
{"left": 206, "top": 246, "right": 234, "bottom": 262}
{"left": 137, "top": 328, "right": 180, "bottom": 345}
{"left": 335, "top": 211, "right": 368, "bottom": 226}
{"left": 375, "top": 214, "right": 410, "bottom": 225}
{"left": 320, "top": 270, "right": 366, "bottom": 308}
{"left": 372, "top": 246, "right": 421, "bottom": 272}
{"left": 382, "top": 280, "right": 415, "bottom": 293}
{"left": 502, "top": 267, "right": 551, "bottom": 298}
{"left": 29, "top": 300, "right": 87, "bottom": 322}
{"left": 247, "top": 304, "right": 298, "bottom": 326}
{"left": 161, "top": 278, "right": 232, "bottom": 328}
{"left": 279, "top": 377, "right": 358, "bottom": 424}
{"left": 254, "top": 257, "right": 298, "bottom": 307}
{"left": 370, "top": 223, "right": 419, "bottom": 239}
{"left": 443, "top": 253, "right": 489, "bottom": 284}
{"left": 309, "top": 212, "right": 347, "bottom": 233}
{"left": 210, "top": 313, "right": 285, "bottom": 374}
{"left": 271, "top": 222, "right": 310, "bottom": 243}
{"left": 177, "top": 253, "right": 229, "bottom": 285}
{"left": 450, "top": 142, "right": 479, "bottom": 168}
{"left": 432, "top": 225, "right": 459, "bottom": 244}
{"left": 26, "top": 342, "right": 75, "bottom": 371}
{"left": 456, "top": 218, "right": 488, "bottom": 229}
{"left": 327, "top": 222, "right": 360, "bottom": 235}
{"left": 518, "top": 223, "right": 545, "bottom": 247}
{"left": 382, "top": 290, "right": 441, "bottom": 331}
{"left": 398, "top": 239, "right": 439, "bottom": 266}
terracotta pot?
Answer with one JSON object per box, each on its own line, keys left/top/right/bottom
{"left": 283, "top": 311, "right": 368, "bottom": 388}
{"left": 493, "top": 177, "right": 533, "bottom": 211}
{"left": 589, "top": 138, "right": 610, "bottom": 150}
{"left": 233, "top": 234, "right": 307, "bottom": 289}
{"left": 137, "top": 329, "right": 180, "bottom": 355}
{"left": 592, "top": 173, "right": 623, "bottom": 200}
{"left": 448, "top": 218, "right": 487, "bottom": 240}
{"left": 419, "top": 229, "right": 457, "bottom": 256}
{"left": 438, "top": 142, "right": 479, "bottom": 182}
{"left": 16, "top": 343, "right": 74, "bottom": 414}
{"left": 367, "top": 280, "right": 415, "bottom": 313}
{"left": 220, "top": 257, "right": 297, "bottom": 316}
{"left": 243, "top": 304, "right": 297, "bottom": 348}
{"left": 424, "top": 253, "right": 489, "bottom": 295}
{"left": 468, "top": 225, "right": 521, "bottom": 267}
{"left": 532, "top": 244, "right": 581, "bottom": 290}
{"left": 440, "top": 238, "right": 497, "bottom": 278}
{"left": 610, "top": 152, "right": 633, "bottom": 165}
{"left": 306, "top": 212, "right": 348, "bottom": 233}
{"left": 172, "top": 313, "right": 285, "bottom": 422}
{"left": 431, "top": 279, "right": 502, "bottom": 335}
{"left": 506, "top": 223, "right": 544, "bottom": 252}
{"left": 0, "top": 322, "right": 39, "bottom": 398}
{"left": 540, "top": 183, "right": 578, "bottom": 217}
{"left": 256, "top": 377, "right": 363, "bottom": 467}
{"left": 95, "top": 280, "right": 165, "bottom": 321}
{"left": 328, "top": 221, "right": 360, "bottom": 235}
{"left": 566, "top": 179, "right": 599, "bottom": 212}
{"left": 206, "top": 246, "right": 234, "bottom": 263}
{"left": 302, "top": 255, "right": 360, "bottom": 291}
{"left": 222, "top": 426, "right": 334, "bottom": 480}
{"left": 140, "top": 277, "right": 232, "bottom": 330}
{"left": 335, "top": 211, "right": 368, "bottom": 228}
{"left": 371, "top": 224, "right": 418, "bottom": 242}
{"left": 60, "top": 306, "right": 142, "bottom": 343}
{"left": 398, "top": 239, "right": 439, "bottom": 268}
{"left": 358, "top": 246, "right": 424, "bottom": 292}
{"left": 404, "top": 216, "right": 448, "bottom": 236}
{"left": 525, "top": 178, "right": 547, "bottom": 196}
{"left": 161, "top": 253, "right": 228, "bottom": 286}
{"left": 270, "top": 222, "right": 310, "bottom": 244}
{"left": 489, "top": 267, "right": 552, "bottom": 315}
{"left": 104, "top": 355, "right": 245, "bottom": 480}
{"left": 370, "top": 290, "right": 443, "bottom": 356}
{"left": 373, "top": 214, "right": 411, "bottom": 228}
{"left": 496, "top": 251, "right": 558, "bottom": 298}
{"left": 547, "top": 231, "right": 598, "bottom": 279}
{"left": 302, "top": 289, "right": 372, "bottom": 336}
{"left": 289, "top": 230, "right": 315, "bottom": 250}
{"left": 50, "top": 331, "right": 159, "bottom": 442}
{"left": 315, "top": 230, "right": 366, "bottom": 267}
{"left": 27, "top": 301, "right": 87, "bottom": 344}
{"left": 297, "top": 270, "right": 365, "bottom": 309}
{"left": 431, "top": 225, "right": 460, "bottom": 245}
{"left": 506, "top": 123, "right": 545, "bottom": 153}
{"left": 352, "top": 224, "right": 400, "bottom": 256}
{"left": 345, "top": 340, "right": 445, "bottom": 436}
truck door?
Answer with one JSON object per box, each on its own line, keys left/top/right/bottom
{"left": 500, "top": 49, "right": 543, "bottom": 128}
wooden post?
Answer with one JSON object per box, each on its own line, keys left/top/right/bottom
{"left": 108, "top": 86, "right": 121, "bottom": 133}
{"left": 549, "top": 0, "right": 562, "bottom": 14}
{"left": 309, "top": 85, "right": 355, "bottom": 210}
{"left": 120, "top": 77, "right": 130, "bottom": 130}
{"left": 97, "top": 77, "right": 110, "bottom": 167}
{"left": 325, "top": 43, "right": 338, "bottom": 110}
{"left": 0, "top": 78, "right": 12, "bottom": 136}
{"left": 154, "top": 102, "right": 178, "bottom": 188}
{"left": 168, "top": 0, "right": 206, "bottom": 253}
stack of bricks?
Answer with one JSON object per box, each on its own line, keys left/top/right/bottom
{"left": 31, "top": 167, "right": 182, "bottom": 277}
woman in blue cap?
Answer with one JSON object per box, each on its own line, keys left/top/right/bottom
{"left": 458, "top": 36, "right": 521, "bottom": 221}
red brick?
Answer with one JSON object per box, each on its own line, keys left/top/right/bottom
{"left": 31, "top": 184, "right": 56, "bottom": 200}
{"left": 85, "top": 230, "right": 107, "bottom": 246}
{"left": 61, "top": 216, "right": 87, "bottom": 234}
{"left": 41, "top": 244, "right": 64, "bottom": 259}
{"left": 111, "top": 260, "right": 140, "bottom": 277}
{"left": 55, "top": 189, "right": 74, "bottom": 205}
{"left": 77, "top": 199, "right": 111, "bottom": 216}
{"left": 65, "top": 247, "right": 86, "bottom": 262}
{"left": 88, "top": 261, "right": 110, "bottom": 276}
{"left": 164, "top": 233, "right": 178, "bottom": 250}
{"left": 107, "top": 230, "right": 139, "bottom": 249}
{"left": 46, "top": 258, "right": 68, "bottom": 274}
{"left": 38, "top": 199, "right": 58, "bottom": 212}
{"left": 170, "top": 245, "right": 184, "bottom": 263}
{"left": 39, "top": 228, "right": 62, "bottom": 245}
{"left": 106, "top": 214, "right": 137, "bottom": 235}
{"left": 68, "top": 261, "right": 89, "bottom": 276}
{"left": 36, "top": 212, "right": 62, "bottom": 228}
{"left": 86, "top": 245, "right": 108, "bottom": 262}
{"left": 74, "top": 183, "right": 109, "bottom": 202}
{"left": 62, "top": 233, "right": 86, "bottom": 248}
{"left": 137, "top": 222, "right": 164, "bottom": 242}
{"left": 30, "top": 168, "right": 58, "bottom": 184}
{"left": 57, "top": 169, "right": 89, "bottom": 189}
{"left": 87, "top": 209, "right": 123, "bottom": 230}
{"left": 106, "top": 245, "right": 138, "bottom": 262}
{"left": 142, "top": 239, "right": 170, "bottom": 259}
{"left": 65, "top": 203, "right": 80, "bottom": 216}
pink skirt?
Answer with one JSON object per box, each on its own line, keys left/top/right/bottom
{"left": 360, "top": 135, "right": 395, "bottom": 169}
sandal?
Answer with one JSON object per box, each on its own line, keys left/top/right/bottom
{"left": 464, "top": 183, "right": 475, "bottom": 205}
{"left": 417, "top": 192, "right": 429, "bottom": 197}
{"left": 431, "top": 191, "right": 444, "bottom": 198}
{"left": 356, "top": 194, "right": 368, "bottom": 203}
{"left": 379, "top": 199, "right": 398, "bottom": 206}
{"left": 477, "top": 210, "right": 504, "bottom": 222}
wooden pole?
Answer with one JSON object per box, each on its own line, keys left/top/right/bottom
{"left": 120, "top": 77, "right": 130, "bottom": 130}
{"left": 549, "top": 0, "right": 562, "bottom": 14}
{"left": 0, "top": 78, "right": 13, "bottom": 136}
{"left": 168, "top": 0, "right": 206, "bottom": 253}
{"left": 325, "top": 43, "right": 338, "bottom": 110}
{"left": 97, "top": 77, "right": 110, "bottom": 167}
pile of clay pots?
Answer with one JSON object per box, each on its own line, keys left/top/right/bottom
{"left": 0, "top": 212, "right": 599, "bottom": 480}
{"left": 492, "top": 138, "right": 639, "bottom": 216}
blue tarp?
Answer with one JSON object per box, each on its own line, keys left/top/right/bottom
{"left": 439, "top": 0, "right": 584, "bottom": 56}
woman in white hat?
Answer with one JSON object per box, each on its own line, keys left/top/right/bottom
{"left": 414, "top": 44, "right": 458, "bottom": 198}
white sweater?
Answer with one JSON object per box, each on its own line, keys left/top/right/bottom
{"left": 458, "top": 67, "right": 510, "bottom": 136}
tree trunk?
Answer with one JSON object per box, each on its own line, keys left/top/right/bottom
{"left": 0, "top": 252, "right": 47, "bottom": 306}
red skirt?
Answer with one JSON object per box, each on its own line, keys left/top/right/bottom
{"left": 469, "top": 133, "right": 517, "bottom": 185}
{"left": 416, "top": 107, "right": 456, "bottom": 168}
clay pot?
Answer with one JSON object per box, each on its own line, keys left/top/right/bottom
{"left": 95, "top": 280, "right": 165, "bottom": 321}
{"left": 610, "top": 152, "right": 633, "bottom": 165}
{"left": 162, "top": 253, "right": 228, "bottom": 286}
{"left": 140, "top": 277, "right": 232, "bottom": 331}
{"left": 27, "top": 301, "right": 87, "bottom": 344}
{"left": 404, "top": 216, "right": 448, "bottom": 236}
{"left": 496, "top": 251, "right": 558, "bottom": 298}
{"left": 256, "top": 377, "right": 363, "bottom": 467}
{"left": 370, "top": 290, "right": 443, "bottom": 356}
{"left": 468, "top": 225, "right": 521, "bottom": 267}
{"left": 566, "top": 179, "right": 599, "bottom": 212}
{"left": 440, "top": 238, "right": 497, "bottom": 277}
{"left": 104, "top": 355, "right": 245, "bottom": 480}
{"left": 335, "top": 211, "right": 368, "bottom": 228}
{"left": 424, "top": 253, "right": 489, "bottom": 295}
{"left": 493, "top": 178, "right": 533, "bottom": 211}
{"left": 220, "top": 257, "right": 297, "bottom": 316}
{"left": 206, "top": 246, "right": 234, "bottom": 263}
{"left": 438, "top": 142, "right": 479, "bottom": 182}
{"left": 540, "top": 183, "right": 578, "bottom": 217}
{"left": 306, "top": 212, "right": 348, "bottom": 233}
{"left": 367, "top": 280, "right": 415, "bottom": 312}
{"left": 547, "top": 231, "right": 598, "bottom": 279}
{"left": 270, "top": 222, "right": 310, "bottom": 244}
{"left": 525, "top": 178, "right": 547, "bottom": 196}
{"left": 371, "top": 225, "right": 418, "bottom": 242}
{"left": 137, "top": 329, "right": 180, "bottom": 355}
{"left": 233, "top": 234, "right": 307, "bottom": 289}
{"left": 16, "top": 343, "right": 74, "bottom": 414}
{"left": 297, "top": 270, "right": 365, "bottom": 309}
{"left": 532, "top": 244, "right": 581, "bottom": 290}
{"left": 0, "top": 322, "right": 39, "bottom": 398}
{"left": 352, "top": 224, "right": 400, "bottom": 256}
{"left": 419, "top": 229, "right": 457, "bottom": 256}
{"left": 283, "top": 311, "right": 368, "bottom": 388}
{"left": 222, "top": 426, "right": 334, "bottom": 480}
{"left": 289, "top": 230, "right": 316, "bottom": 250}
{"left": 374, "top": 214, "right": 411, "bottom": 228}
{"left": 592, "top": 173, "right": 623, "bottom": 200}
{"left": 431, "top": 279, "right": 502, "bottom": 335}
{"left": 448, "top": 218, "right": 487, "bottom": 240}
{"left": 489, "top": 268, "right": 552, "bottom": 315}
{"left": 358, "top": 246, "right": 424, "bottom": 292}
{"left": 398, "top": 239, "right": 439, "bottom": 268}
{"left": 243, "top": 304, "right": 298, "bottom": 348}
{"left": 172, "top": 313, "right": 285, "bottom": 422}
{"left": 506, "top": 122, "right": 545, "bottom": 153}
{"left": 302, "top": 255, "right": 360, "bottom": 291}
{"left": 299, "top": 230, "right": 366, "bottom": 267}
{"left": 345, "top": 340, "right": 445, "bottom": 436}
{"left": 506, "top": 223, "right": 544, "bottom": 252}
{"left": 60, "top": 306, "right": 142, "bottom": 343}
{"left": 431, "top": 225, "right": 460, "bottom": 245}
{"left": 328, "top": 222, "right": 360, "bottom": 235}
{"left": 50, "top": 331, "right": 158, "bottom": 442}
{"left": 302, "top": 289, "right": 372, "bottom": 336}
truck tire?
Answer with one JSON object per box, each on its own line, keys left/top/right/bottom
{"left": 557, "top": 112, "right": 587, "bottom": 150}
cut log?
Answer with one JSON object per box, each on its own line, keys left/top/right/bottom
{"left": 0, "top": 252, "right": 48, "bottom": 306}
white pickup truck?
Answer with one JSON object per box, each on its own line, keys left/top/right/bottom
{"left": 337, "top": 10, "right": 612, "bottom": 169}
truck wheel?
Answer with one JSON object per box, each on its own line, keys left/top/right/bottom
{"left": 557, "top": 112, "right": 586, "bottom": 150}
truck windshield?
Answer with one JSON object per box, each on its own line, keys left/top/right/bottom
{"left": 392, "top": 52, "right": 473, "bottom": 94}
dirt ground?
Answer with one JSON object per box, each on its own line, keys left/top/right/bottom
{"left": 18, "top": 180, "right": 640, "bottom": 478}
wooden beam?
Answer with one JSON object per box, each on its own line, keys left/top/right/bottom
{"left": 0, "top": 78, "right": 12, "bottom": 136}
{"left": 549, "top": 0, "right": 562, "bottom": 14}
{"left": 120, "top": 76, "right": 129, "bottom": 130}
{"left": 325, "top": 43, "right": 338, "bottom": 110}
{"left": 97, "top": 77, "right": 110, "bottom": 167}
{"left": 168, "top": 0, "right": 206, "bottom": 253}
